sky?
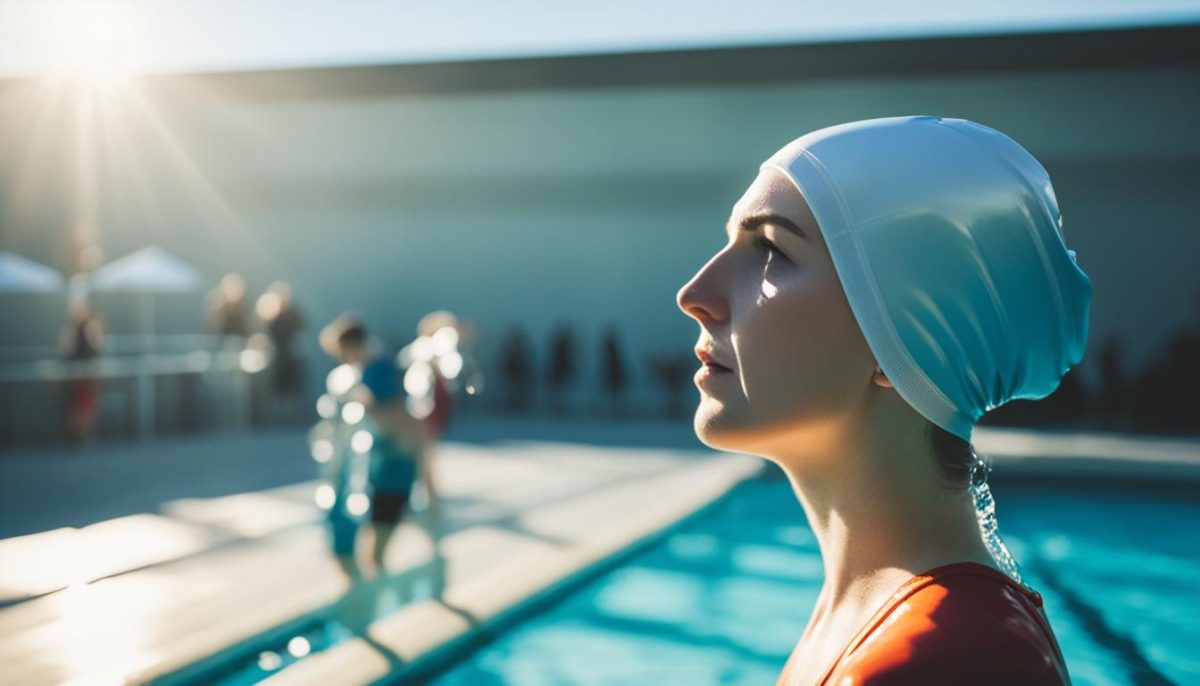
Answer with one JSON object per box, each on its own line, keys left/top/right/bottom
{"left": 0, "top": 0, "right": 1198, "bottom": 79}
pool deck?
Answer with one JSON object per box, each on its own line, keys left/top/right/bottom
{"left": 0, "top": 422, "right": 1196, "bottom": 685}
{"left": 976, "top": 426, "right": 1200, "bottom": 482}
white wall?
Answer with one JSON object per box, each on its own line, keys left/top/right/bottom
{"left": 2, "top": 58, "right": 1197, "bottom": 410}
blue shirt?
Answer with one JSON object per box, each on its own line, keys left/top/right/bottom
{"left": 360, "top": 356, "right": 400, "bottom": 404}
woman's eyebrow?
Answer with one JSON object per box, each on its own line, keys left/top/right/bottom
{"left": 726, "top": 211, "right": 810, "bottom": 242}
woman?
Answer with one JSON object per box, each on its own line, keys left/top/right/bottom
{"left": 676, "top": 116, "right": 1090, "bottom": 685}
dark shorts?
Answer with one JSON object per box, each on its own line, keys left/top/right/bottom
{"left": 371, "top": 490, "right": 411, "bottom": 525}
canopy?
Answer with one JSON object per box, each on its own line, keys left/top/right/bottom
{"left": 90, "top": 246, "right": 202, "bottom": 292}
{"left": 0, "top": 252, "right": 63, "bottom": 292}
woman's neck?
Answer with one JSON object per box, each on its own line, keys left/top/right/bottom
{"left": 779, "top": 434, "right": 996, "bottom": 613}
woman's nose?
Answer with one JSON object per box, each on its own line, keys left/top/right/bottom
{"left": 676, "top": 263, "right": 728, "bottom": 324}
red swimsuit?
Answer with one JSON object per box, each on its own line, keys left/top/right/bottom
{"left": 776, "top": 562, "right": 1071, "bottom": 685}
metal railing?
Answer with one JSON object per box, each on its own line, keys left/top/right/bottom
{"left": 0, "top": 346, "right": 274, "bottom": 443}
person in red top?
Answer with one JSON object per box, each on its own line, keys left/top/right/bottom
{"left": 676, "top": 117, "right": 1088, "bottom": 685}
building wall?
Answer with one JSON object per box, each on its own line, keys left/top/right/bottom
{"left": 1, "top": 28, "right": 1198, "bottom": 422}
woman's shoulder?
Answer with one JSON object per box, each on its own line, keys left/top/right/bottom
{"left": 827, "top": 562, "right": 1071, "bottom": 685}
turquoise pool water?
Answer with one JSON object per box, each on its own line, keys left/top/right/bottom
{"left": 426, "top": 469, "right": 1199, "bottom": 686}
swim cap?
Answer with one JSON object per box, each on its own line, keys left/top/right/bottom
{"left": 761, "top": 115, "right": 1092, "bottom": 442}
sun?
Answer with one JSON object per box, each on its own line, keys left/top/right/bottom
{"left": 40, "top": 0, "right": 146, "bottom": 92}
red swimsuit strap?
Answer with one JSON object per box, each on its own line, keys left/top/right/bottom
{"left": 814, "top": 561, "right": 1052, "bottom": 686}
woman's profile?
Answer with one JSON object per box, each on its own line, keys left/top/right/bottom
{"left": 676, "top": 116, "right": 1090, "bottom": 685}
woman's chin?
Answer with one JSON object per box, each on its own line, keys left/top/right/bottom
{"left": 692, "top": 403, "right": 806, "bottom": 461}
{"left": 692, "top": 403, "right": 751, "bottom": 451}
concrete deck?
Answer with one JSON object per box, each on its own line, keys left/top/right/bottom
{"left": 974, "top": 426, "right": 1200, "bottom": 481}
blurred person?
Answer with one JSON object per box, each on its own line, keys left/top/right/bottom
{"left": 647, "top": 352, "right": 693, "bottom": 419}
{"left": 677, "top": 117, "right": 1088, "bottom": 685}
{"left": 257, "top": 281, "right": 307, "bottom": 424}
{"left": 320, "top": 314, "right": 434, "bottom": 580}
{"left": 600, "top": 324, "right": 628, "bottom": 418}
{"left": 205, "top": 273, "right": 250, "bottom": 350}
{"left": 412, "top": 310, "right": 464, "bottom": 441}
{"left": 546, "top": 324, "right": 577, "bottom": 416}
{"left": 59, "top": 300, "right": 103, "bottom": 445}
{"left": 402, "top": 310, "right": 481, "bottom": 595}
{"left": 311, "top": 414, "right": 362, "bottom": 578}
{"left": 64, "top": 236, "right": 102, "bottom": 312}
{"left": 500, "top": 327, "right": 533, "bottom": 413}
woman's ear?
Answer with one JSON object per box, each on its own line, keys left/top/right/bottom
{"left": 873, "top": 365, "right": 894, "bottom": 388}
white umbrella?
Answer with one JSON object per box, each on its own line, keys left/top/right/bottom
{"left": 91, "top": 246, "right": 206, "bottom": 440}
{"left": 0, "top": 252, "right": 63, "bottom": 292}
{"left": 90, "top": 246, "right": 202, "bottom": 292}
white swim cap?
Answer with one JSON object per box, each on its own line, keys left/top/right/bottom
{"left": 762, "top": 115, "right": 1092, "bottom": 442}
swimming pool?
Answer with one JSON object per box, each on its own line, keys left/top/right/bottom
{"left": 425, "top": 468, "right": 1199, "bottom": 686}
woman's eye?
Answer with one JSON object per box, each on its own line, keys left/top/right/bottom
{"left": 754, "top": 235, "right": 787, "bottom": 260}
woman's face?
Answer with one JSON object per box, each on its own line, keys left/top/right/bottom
{"left": 676, "top": 166, "right": 880, "bottom": 461}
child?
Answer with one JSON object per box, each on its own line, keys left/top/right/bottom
{"left": 319, "top": 314, "right": 432, "bottom": 577}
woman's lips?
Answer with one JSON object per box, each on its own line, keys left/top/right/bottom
{"left": 695, "top": 361, "right": 735, "bottom": 386}
{"left": 695, "top": 348, "right": 734, "bottom": 370}
{"left": 694, "top": 348, "right": 734, "bottom": 386}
